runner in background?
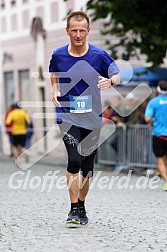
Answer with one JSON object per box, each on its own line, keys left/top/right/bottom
{"left": 145, "top": 81, "right": 167, "bottom": 191}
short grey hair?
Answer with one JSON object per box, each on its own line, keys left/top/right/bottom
{"left": 67, "top": 11, "right": 90, "bottom": 28}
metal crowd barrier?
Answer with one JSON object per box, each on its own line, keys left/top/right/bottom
{"left": 97, "top": 124, "right": 157, "bottom": 168}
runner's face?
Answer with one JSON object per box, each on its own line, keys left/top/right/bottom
{"left": 66, "top": 18, "right": 90, "bottom": 47}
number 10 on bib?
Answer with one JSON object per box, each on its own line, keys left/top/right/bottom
{"left": 70, "top": 95, "right": 92, "bottom": 114}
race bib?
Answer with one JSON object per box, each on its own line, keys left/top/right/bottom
{"left": 70, "top": 95, "right": 92, "bottom": 113}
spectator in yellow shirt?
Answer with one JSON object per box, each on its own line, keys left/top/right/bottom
{"left": 5, "top": 103, "right": 31, "bottom": 159}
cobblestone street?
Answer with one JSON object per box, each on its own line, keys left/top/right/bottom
{"left": 0, "top": 160, "right": 167, "bottom": 252}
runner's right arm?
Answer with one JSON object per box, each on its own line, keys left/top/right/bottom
{"left": 50, "top": 73, "right": 61, "bottom": 107}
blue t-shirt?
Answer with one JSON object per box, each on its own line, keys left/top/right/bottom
{"left": 145, "top": 95, "right": 167, "bottom": 136}
{"left": 49, "top": 44, "right": 119, "bottom": 129}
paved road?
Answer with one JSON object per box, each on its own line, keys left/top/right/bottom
{"left": 0, "top": 160, "right": 167, "bottom": 252}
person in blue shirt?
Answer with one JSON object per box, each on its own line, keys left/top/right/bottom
{"left": 145, "top": 81, "right": 167, "bottom": 191}
{"left": 49, "top": 11, "right": 120, "bottom": 225}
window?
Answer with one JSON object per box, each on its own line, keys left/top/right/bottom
{"left": 22, "top": 10, "right": 29, "bottom": 29}
{"left": 1, "top": 0, "right": 5, "bottom": 9}
{"left": 1, "top": 17, "right": 6, "bottom": 33}
{"left": 11, "top": 14, "right": 17, "bottom": 31}
{"left": 19, "top": 70, "right": 30, "bottom": 101}
{"left": 11, "top": 0, "right": 16, "bottom": 7}
{"left": 51, "top": 2, "right": 58, "bottom": 23}
{"left": 4, "top": 72, "right": 15, "bottom": 110}
{"left": 36, "top": 6, "right": 44, "bottom": 19}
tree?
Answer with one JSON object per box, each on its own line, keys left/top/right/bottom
{"left": 86, "top": 0, "right": 167, "bottom": 66}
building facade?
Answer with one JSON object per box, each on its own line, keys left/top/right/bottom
{"left": 0, "top": 0, "right": 111, "bottom": 154}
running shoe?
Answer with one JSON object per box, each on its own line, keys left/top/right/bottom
{"left": 162, "top": 182, "right": 167, "bottom": 191}
{"left": 66, "top": 207, "right": 80, "bottom": 225}
{"left": 79, "top": 206, "right": 88, "bottom": 225}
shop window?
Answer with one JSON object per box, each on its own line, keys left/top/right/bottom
{"left": 19, "top": 70, "right": 30, "bottom": 101}
{"left": 4, "top": 72, "right": 15, "bottom": 110}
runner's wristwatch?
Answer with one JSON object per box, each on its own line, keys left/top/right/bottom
{"left": 110, "top": 78, "right": 115, "bottom": 86}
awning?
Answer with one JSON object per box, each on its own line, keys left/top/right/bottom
{"left": 130, "top": 67, "right": 167, "bottom": 87}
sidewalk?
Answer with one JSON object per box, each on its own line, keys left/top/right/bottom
{"left": 0, "top": 150, "right": 67, "bottom": 168}
{"left": 0, "top": 138, "right": 67, "bottom": 168}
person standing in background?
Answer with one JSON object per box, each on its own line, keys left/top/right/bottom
{"left": 26, "top": 117, "right": 34, "bottom": 149}
{"left": 145, "top": 81, "right": 167, "bottom": 191}
{"left": 5, "top": 103, "right": 31, "bottom": 162}
{"left": 5, "top": 104, "right": 15, "bottom": 157}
